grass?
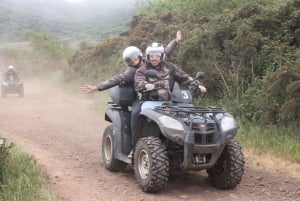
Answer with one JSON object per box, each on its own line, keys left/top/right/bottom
{"left": 237, "top": 123, "right": 300, "bottom": 163}
{"left": 197, "top": 98, "right": 300, "bottom": 164}
{"left": 0, "top": 142, "right": 58, "bottom": 201}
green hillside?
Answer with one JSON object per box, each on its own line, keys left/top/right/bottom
{"left": 68, "top": 0, "right": 300, "bottom": 126}
{"left": 0, "top": 0, "right": 137, "bottom": 43}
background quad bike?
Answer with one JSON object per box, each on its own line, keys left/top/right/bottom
{"left": 1, "top": 80, "right": 24, "bottom": 98}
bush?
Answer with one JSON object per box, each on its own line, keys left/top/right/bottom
{"left": 0, "top": 145, "right": 56, "bottom": 201}
{"left": 0, "top": 141, "right": 14, "bottom": 184}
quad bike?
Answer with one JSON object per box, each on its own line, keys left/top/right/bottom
{"left": 1, "top": 76, "right": 24, "bottom": 98}
{"left": 102, "top": 71, "right": 244, "bottom": 193}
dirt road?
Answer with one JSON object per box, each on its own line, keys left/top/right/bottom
{"left": 0, "top": 78, "right": 299, "bottom": 201}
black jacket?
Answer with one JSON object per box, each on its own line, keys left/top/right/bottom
{"left": 134, "top": 61, "right": 192, "bottom": 101}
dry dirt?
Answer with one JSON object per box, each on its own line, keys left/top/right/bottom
{"left": 0, "top": 78, "right": 300, "bottom": 201}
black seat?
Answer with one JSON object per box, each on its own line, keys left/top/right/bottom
{"left": 109, "top": 85, "right": 135, "bottom": 107}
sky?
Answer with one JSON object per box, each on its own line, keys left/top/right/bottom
{"left": 65, "top": 0, "right": 85, "bottom": 3}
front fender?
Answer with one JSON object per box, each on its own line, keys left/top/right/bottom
{"left": 139, "top": 109, "right": 186, "bottom": 145}
{"left": 105, "top": 109, "right": 121, "bottom": 125}
{"left": 104, "top": 109, "right": 122, "bottom": 152}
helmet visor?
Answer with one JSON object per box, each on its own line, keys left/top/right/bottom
{"left": 124, "top": 57, "right": 133, "bottom": 65}
{"left": 125, "top": 56, "right": 141, "bottom": 66}
{"left": 148, "top": 51, "right": 162, "bottom": 57}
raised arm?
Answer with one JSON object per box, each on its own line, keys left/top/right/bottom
{"left": 165, "top": 30, "right": 182, "bottom": 58}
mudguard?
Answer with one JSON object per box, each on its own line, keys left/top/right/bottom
{"left": 105, "top": 109, "right": 131, "bottom": 164}
{"left": 141, "top": 101, "right": 163, "bottom": 110}
{"left": 139, "top": 108, "right": 186, "bottom": 145}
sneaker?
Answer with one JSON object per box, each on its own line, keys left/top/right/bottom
{"left": 128, "top": 150, "right": 133, "bottom": 159}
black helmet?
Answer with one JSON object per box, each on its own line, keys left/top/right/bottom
{"left": 145, "top": 42, "right": 165, "bottom": 61}
{"left": 122, "top": 46, "right": 143, "bottom": 66}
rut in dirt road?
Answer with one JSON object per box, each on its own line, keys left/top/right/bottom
{"left": 0, "top": 78, "right": 299, "bottom": 201}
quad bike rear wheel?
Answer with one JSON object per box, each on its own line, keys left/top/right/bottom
{"left": 207, "top": 139, "right": 245, "bottom": 189}
{"left": 102, "top": 125, "right": 126, "bottom": 171}
{"left": 134, "top": 136, "right": 169, "bottom": 193}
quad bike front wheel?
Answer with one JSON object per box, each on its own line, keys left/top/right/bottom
{"left": 19, "top": 84, "right": 24, "bottom": 97}
{"left": 1, "top": 86, "right": 6, "bottom": 98}
{"left": 207, "top": 139, "right": 245, "bottom": 189}
{"left": 102, "top": 125, "right": 126, "bottom": 171}
{"left": 134, "top": 136, "right": 169, "bottom": 193}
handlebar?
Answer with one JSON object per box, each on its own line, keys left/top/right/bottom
{"left": 189, "top": 80, "right": 200, "bottom": 92}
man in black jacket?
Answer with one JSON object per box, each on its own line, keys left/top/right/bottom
{"left": 135, "top": 42, "right": 207, "bottom": 100}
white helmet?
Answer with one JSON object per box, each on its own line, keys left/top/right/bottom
{"left": 8, "top": 65, "right": 14, "bottom": 70}
{"left": 122, "top": 46, "right": 143, "bottom": 66}
{"left": 145, "top": 42, "right": 165, "bottom": 61}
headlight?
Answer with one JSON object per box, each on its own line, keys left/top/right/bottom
{"left": 220, "top": 114, "right": 237, "bottom": 132}
{"left": 158, "top": 115, "right": 184, "bottom": 131}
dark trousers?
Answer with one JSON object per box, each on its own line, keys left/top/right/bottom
{"left": 131, "top": 100, "right": 142, "bottom": 144}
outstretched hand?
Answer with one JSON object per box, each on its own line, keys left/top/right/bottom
{"left": 80, "top": 85, "right": 98, "bottom": 93}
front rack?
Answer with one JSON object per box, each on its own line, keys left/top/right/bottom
{"left": 154, "top": 105, "right": 226, "bottom": 116}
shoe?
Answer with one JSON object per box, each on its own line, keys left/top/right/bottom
{"left": 128, "top": 150, "right": 133, "bottom": 159}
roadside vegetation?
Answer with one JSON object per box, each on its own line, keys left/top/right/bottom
{"left": 0, "top": 142, "right": 57, "bottom": 201}
{"left": 238, "top": 123, "right": 300, "bottom": 162}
